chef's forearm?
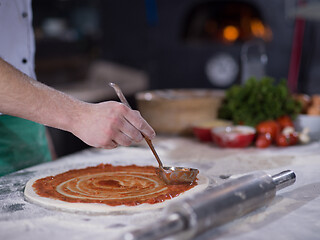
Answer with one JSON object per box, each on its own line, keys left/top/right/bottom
{"left": 0, "top": 58, "right": 156, "bottom": 148}
{"left": 0, "top": 57, "right": 82, "bottom": 131}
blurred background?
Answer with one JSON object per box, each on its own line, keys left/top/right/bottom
{"left": 31, "top": 0, "right": 320, "bottom": 156}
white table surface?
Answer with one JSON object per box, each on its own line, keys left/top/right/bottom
{"left": 1, "top": 136, "right": 319, "bottom": 240}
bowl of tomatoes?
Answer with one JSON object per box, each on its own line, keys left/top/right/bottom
{"left": 211, "top": 125, "right": 256, "bottom": 148}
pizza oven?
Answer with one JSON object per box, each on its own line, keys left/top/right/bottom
{"left": 181, "top": 0, "right": 273, "bottom": 88}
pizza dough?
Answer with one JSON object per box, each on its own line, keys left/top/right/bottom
{"left": 24, "top": 164, "right": 209, "bottom": 214}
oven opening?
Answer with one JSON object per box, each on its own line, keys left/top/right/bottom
{"left": 182, "top": 1, "right": 273, "bottom": 44}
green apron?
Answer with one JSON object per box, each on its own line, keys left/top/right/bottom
{"left": 0, "top": 115, "right": 52, "bottom": 176}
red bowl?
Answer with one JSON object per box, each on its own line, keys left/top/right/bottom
{"left": 211, "top": 126, "right": 256, "bottom": 148}
{"left": 193, "top": 127, "right": 213, "bottom": 142}
{"left": 192, "top": 120, "right": 232, "bottom": 142}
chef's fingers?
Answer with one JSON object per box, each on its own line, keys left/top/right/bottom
{"left": 113, "top": 116, "right": 143, "bottom": 144}
{"left": 96, "top": 125, "right": 133, "bottom": 148}
{"left": 100, "top": 140, "right": 118, "bottom": 149}
{"left": 109, "top": 141, "right": 118, "bottom": 149}
{"left": 103, "top": 138, "right": 118, "bottom": 149}
{"left": 112, "top": 132, "right": 134, "bottom": 147}
{"left": 124, "top": 109, "right": 156, "bottom": 139}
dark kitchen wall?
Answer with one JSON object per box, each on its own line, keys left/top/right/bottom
{"left": 100, "top": 1, "right": 150, "bottom": 70}
{"left": 99, "top": 0, "right": 297, "bottom": 90}
{"left": 299, "top": 21, "right": 320, "bottom": 94}
{"left": 33, "top": 0, "right": 102, "bottom": 87}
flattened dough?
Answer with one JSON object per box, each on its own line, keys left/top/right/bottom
{"left": 24, "top": 169, "right": 209, "bottom": 214}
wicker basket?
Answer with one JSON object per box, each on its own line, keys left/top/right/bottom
{"left": 135, "top": 89, "right": 225, "bottom": 135}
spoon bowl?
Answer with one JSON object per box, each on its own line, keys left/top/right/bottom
{"left": 157, "top": 166, "right": 199, "bottom": 185}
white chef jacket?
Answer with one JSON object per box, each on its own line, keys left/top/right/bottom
{"left": 0, "top": 0, "right": 36, "bottom": 79}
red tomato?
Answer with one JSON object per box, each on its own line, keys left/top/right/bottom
{"left": 276, "top": 116, "right": 294, "bottom": 130}
{"left": 255, "top": 133, "right": 272, "bottom": 148}
{"left": 288, "top": 132, "right": 299, "bottom": 145}
{"left": 276, "top": 132, "right": 298, "bottom": 147}
{"left": 276, "top": 134, "right": 290, "bottom": 147}
{"left": 256, "top": 120, "right": 281, "bottom": 140}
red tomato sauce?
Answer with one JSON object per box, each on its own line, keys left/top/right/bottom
{"left": 32, "top": 164, "right": 197, "bottom": 206}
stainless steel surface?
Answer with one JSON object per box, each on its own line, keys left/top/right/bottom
{"left": 241, "top": 39, "right": 267, "bottom": 84}
{"left": 109, "top": 82, "right": 199, "bottom": 184}
{"left": 158, "top": 166, "right": 199, "bottom": 185}
{"left": 126, "top": 170, "right": 296, "bottom": 240}
{"left": 272, "top": 170, "right": 296, "bottom": 191}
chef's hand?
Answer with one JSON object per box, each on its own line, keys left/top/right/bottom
{"left": 71, "top": 101, "right": 156, "bottom": 149}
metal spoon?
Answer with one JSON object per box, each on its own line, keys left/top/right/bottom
{"left": 109, "top": 82, "right": 199, "bottom": 185}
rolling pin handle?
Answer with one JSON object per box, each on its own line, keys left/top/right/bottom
{"left": 272, "top": 170, "right": 296, "bottom": 191}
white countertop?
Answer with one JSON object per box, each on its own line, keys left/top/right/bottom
{"left": 1, "top": 136, "right": 320, "bottom": 240}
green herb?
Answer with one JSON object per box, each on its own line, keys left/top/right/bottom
{"left": 218, "top": 77, "right": 302, "bottom": 126}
